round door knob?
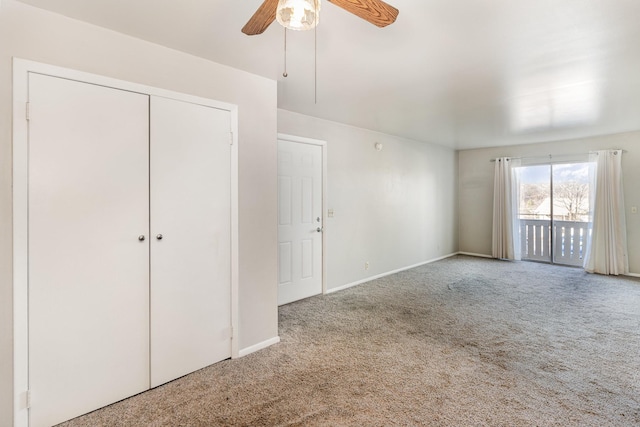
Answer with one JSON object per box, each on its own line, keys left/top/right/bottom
{"left": 316, "top": 227, "right": 323, "bottom": 233}
{"left": 156, "top": 234, "right": 163, "bottom": 240}
{"left": 138, "top": 235, "right": 145, "bottom": 241}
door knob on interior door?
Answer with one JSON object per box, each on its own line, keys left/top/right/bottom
{"left": 316, "top": 227, "right": 323, "bottom": 233}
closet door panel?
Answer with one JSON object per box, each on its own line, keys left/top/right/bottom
{"left": 28, "top": 73, "right": 150, "bottom": 427}
{"left": 150, "top": 96, "right": 231, "bottom": 387}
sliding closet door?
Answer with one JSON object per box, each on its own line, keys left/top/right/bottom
{"left": 28, "top": 74, "right": 150, "bottom": 427}
{"left": 150, "top": 96, "right": 232, "bottom": 387}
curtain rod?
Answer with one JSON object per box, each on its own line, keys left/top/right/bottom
{"left": 489, "top": 150, "right": 628, "bottom": 162}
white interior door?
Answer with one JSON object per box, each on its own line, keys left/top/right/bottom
{"left": 277, "top": 139, "right": 323, "bottom": 305}
{"left": 150, "top": 96, "right": 232, "bottom": 387}
{"left": 28, "top": 73, "right": 150, "bottom": 427}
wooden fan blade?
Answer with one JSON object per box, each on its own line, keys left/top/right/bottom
{"left": 327, "top": 0, "right": 399, "bottom": 27}
{"left": 242, "top": 0, "right": 280, "bottom": 35}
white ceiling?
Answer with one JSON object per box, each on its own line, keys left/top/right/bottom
{"left": 16, "top": 0, "right": 640, "bottom": 149}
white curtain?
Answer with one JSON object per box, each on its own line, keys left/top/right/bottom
{"left": 492, "top": 157, "right": 521, "bottom": 260}
{"left": 583, "top": 150, "right": 628, "bottom": 275}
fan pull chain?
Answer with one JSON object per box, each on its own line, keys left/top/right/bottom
{"left": 283, "top": 28, "right": 288, "bottom": 78}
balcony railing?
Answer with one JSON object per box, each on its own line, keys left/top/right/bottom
{"left": 519, "top": 219, "right": 591, "bottom": 266}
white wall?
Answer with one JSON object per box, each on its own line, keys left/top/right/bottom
{"left": 0, "top": 2, "right": 278, "bottom": 424}
{"left": 458, "top": 130, "right": 640, "bottom": 274}
{"left": 278, "top": 110, "right": 459, "bottom": 291}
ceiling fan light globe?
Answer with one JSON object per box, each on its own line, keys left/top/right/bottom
{"left": 276, "top": 0, "right": 321, "bottom": 31}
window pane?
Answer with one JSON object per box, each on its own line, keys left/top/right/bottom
{"left": 517, "top": 165, "right": 551, "bottom": 262}
{"left": 552, "top": 163, "right": 591, "bottom": 265}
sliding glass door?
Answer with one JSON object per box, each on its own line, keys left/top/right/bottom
{"left": 518, "top": 165, "right": 552, "bottom": 262}
{"left": 517, "top": 162, "right": 591, "bottom": 266}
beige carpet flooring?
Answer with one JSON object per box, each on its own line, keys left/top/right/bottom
{"left": 60, "top": 255, "right": 640, "bottom": 426}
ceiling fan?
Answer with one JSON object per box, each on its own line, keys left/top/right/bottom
{"left": 242, "top": 0, "right": 399, "bottom": 35}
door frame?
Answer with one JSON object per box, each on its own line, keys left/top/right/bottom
{"left": 12, "top": 58, "right": 240, "bottom": 427}
{"left": 277, "top": 133, "right": 327, "bottom": 296}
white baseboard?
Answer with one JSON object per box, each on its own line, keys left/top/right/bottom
{"left": 456, "top": 251, "right": 493, "bottom": 259}
{"left": 326, "top": 252, "right": 458, "bottom": 294}
{"left": 237, "top": 336, "right": 280, "bottom": 358}
{"left": 457, "top": 252, "right": 639, "bottom": 277}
